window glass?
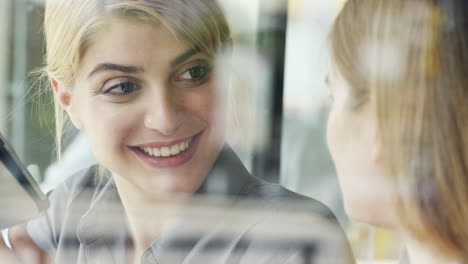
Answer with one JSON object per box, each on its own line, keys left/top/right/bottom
{"left": 0, "top": 0, "right": 403, "bottom": 263}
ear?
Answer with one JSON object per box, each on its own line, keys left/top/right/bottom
{"left": 50, "top": 77, "right": 84, "bottom": 130}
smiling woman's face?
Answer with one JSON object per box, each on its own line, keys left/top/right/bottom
{"left": 64, "top": 18, "right": 226, "bottom": 196}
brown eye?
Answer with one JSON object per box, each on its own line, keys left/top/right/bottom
{"left": 178, "top": 65, "right": 210, "bottom": 81}
{"left": 173, "top": 61, "right": 213, "bottom": 89}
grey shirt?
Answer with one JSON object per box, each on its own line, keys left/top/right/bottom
{"left": 27, "top": 146, "right": 355, "bottom": 264}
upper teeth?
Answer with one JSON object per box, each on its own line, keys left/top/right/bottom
{"left": 140, "top": 138, "right": 193, "bottom": 157}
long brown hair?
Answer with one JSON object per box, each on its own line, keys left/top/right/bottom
{"left": 331, "top": 0, "right": 468, "bottom": 259}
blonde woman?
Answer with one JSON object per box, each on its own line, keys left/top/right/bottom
{"left": 5, "top": 0, "right": 354, "bottom": 263}
{"left": 328, "top": 0, "right": 468, "bottom": 263}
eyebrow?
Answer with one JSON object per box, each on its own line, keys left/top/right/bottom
{"left": 170, "top": 48, "right": 198, "bottom": 66}
{"left": 87, "top": 48, "right": 199, "bottom": 78}
{"left": 88, "top": 63, "right": 143, "bottom": 78}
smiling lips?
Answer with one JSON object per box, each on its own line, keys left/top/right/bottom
{"left": 131, "top": 133, "right": 200, "bottom": 168}
{"left": 137, "top": 137, "right": 193, "bottom": 157}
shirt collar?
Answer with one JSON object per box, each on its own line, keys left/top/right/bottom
{"left": 76, "top": 144, "right": 259, "bottom": 262}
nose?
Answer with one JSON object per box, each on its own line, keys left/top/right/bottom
{"left": 143, "top": 87, "right": 183, "bottom": 136}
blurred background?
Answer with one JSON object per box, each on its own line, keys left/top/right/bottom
{"left": 0, "top": 0, "right": 403, "bottom": 263}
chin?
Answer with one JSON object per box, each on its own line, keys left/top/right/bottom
{"left": 139, "top": 183, "right": 191, "bottom": 200}
{"left": 140, "top": 170, "right": 206, "bottom": 198}
{"left": 344, "top": 199, "right": 396, "bottom": 228}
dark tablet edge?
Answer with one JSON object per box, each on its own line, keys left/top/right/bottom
{"left": 0, "top": 134, "right": 49, "bottom": 212}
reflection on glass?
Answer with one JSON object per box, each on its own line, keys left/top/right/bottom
{"left": 1, "top": 0, "right": 354, "bottom": 263}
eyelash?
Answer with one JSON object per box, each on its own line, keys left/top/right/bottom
{"left": 172, "top": 62, "right": 213, "bottom": 88}
{"left": 100, "top": 62, "right": 213, "bottom": 97}
{"left": 102, "top": 81, "right": 140, "bottom": 96}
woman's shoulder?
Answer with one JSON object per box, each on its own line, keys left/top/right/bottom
{"left": 46, "top": 164, "right": 115, "bottom": 204}
{"left": 25, "top": 165, "right": 115, "bottom": 255}
{"left": 233, "top": 179, "right": 355, "bottom": 263}
{"left": 56, "top": 164, "right": 102, "bottom": 197}
{"left": 217, "top": 145, "right": 339, "bottom": 219}
{"left": 240, "top": 174, "right": 336, "bottom": 218}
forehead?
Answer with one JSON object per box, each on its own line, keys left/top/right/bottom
{"left": 78, "top": 18, "right": 189, "bottom": 77}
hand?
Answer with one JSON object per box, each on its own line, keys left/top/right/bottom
{"left": 0, "top": 231, "right": 21, "bottom": 264}
{"left": 8, "top": 224, "right": 50, "bottom": 264}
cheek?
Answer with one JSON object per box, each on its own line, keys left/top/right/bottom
{"left": 327, "top": 106, "right": 358, "bottom": 208}
{"left": 327, "top": 108, "right": 355, "bottom": 190}
{"left": 327, "top": 108, "right": 396, "bottom": 226}
{"left": 326, "top": 104, "right": 345, "bottom": 165}
{"left": 185, "top": 85, "right": 226, "bottom": 134}
{"left": 80, "top": 102, "right": 140, "bottom": 157}
{"left": 344, "top": 173, "right": 398, "bottom": 227}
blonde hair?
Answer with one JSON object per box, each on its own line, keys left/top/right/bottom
{"left": 331, "top": 0, "right": 468, "bottom": 259}
{"left": 43, "top": 0, "right": 232, "bottom": 157}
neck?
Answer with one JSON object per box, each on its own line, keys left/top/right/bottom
{"left": 112, "top": 174, "right": 189, "bottom": 252}
{"left": 404, "top": 234, "right": 460, "bottom": 264}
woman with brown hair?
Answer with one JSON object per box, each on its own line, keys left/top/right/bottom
{"left": 328, "top": 0, "right": 468, "bottom": 263}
